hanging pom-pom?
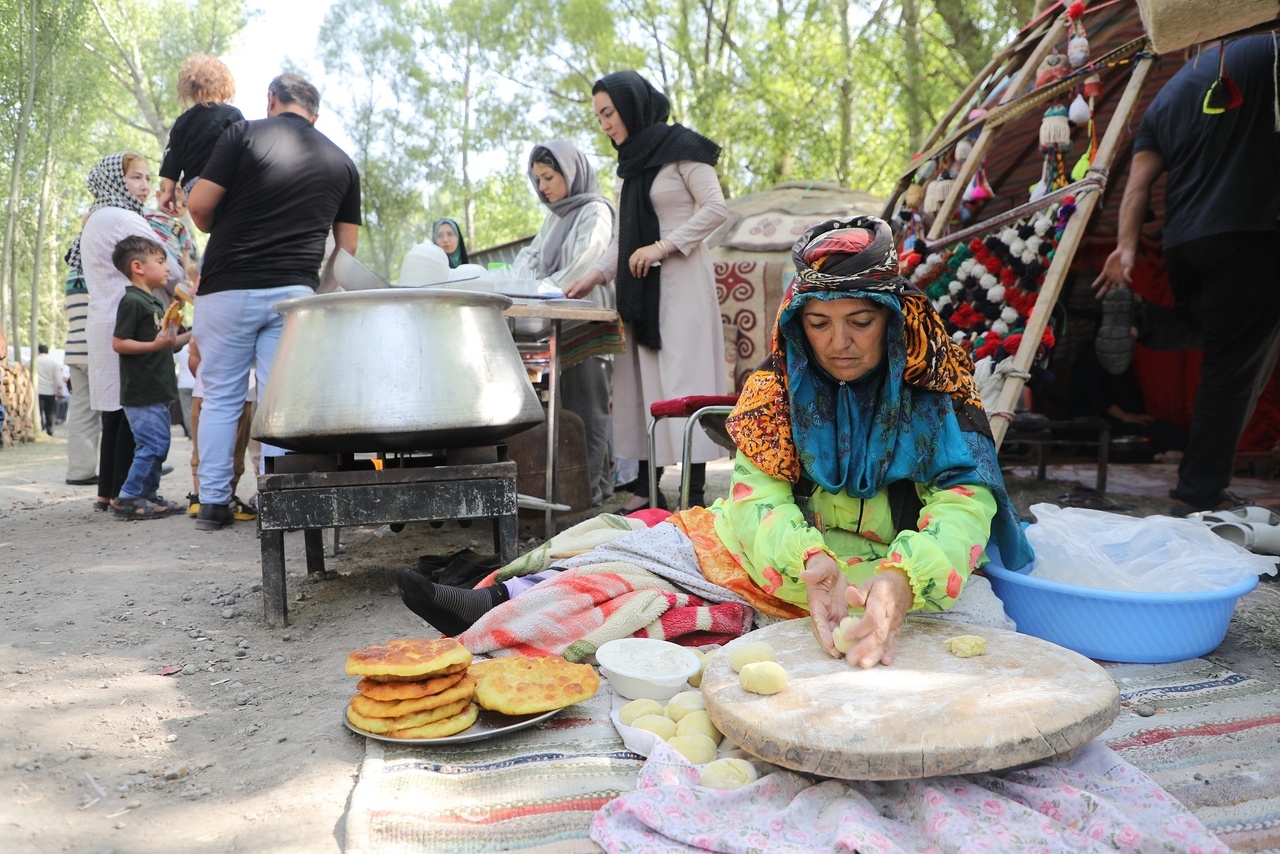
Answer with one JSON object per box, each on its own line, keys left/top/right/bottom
{"left": 1082, "top": 73, "right": 1103, "bottom": 100}
{"left": 1067, "top": 35, "right": 1090, "bottom": 69}
{"left": 1035, "top": 53, "right": 1070, "bottom": 89}
{"left": 1203, "top": 75, "right": 1243, "bottom": 113}
{"left": 1203, "top": 41, "right": 1245, "bottom": 114}
{"left": 917, "top": 159, "right": 938, "bottom": 182}
{"left": 988, "top": 285, "right": 1006, "bottom": 305}
{"left": 923, "top": 174, "right": 953, "bottom": 215}
{"left": 1000, "top": 306, "right": 1020, "bottom": 325}
{"left": 1065, "top": 1, "right": 1086, "bottom": 22}
{"left": 1069, "top": 93, "right": 1092, "bottom": 125}
{"left": 955, "top": 138, "right": 973, "bottom": 163}
{"left": 1039, "top": 105, "right": 1072, "bottom": 150}
{"left": 1070, "top": 150, "right": 1092, "bottom": 182}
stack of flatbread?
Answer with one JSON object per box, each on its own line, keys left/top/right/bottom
{"left": 344, "top": 638, "right": 479, "bottom": 738}
{"left": 345, "top": 638, "right": 603, "bottom": 740}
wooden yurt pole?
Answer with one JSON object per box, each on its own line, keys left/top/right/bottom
{"left": 927, "top": 18, "right": 1066, "bottom": 241}
{"left": 991, "top": 54, "right": 1156, "bottom": 447}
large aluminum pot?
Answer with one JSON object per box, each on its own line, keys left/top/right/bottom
{"left": 253, "top": 288, "right": 544, "bottom": 453}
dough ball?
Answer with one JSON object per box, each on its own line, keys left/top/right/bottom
{"left": 728, "top": 641, "right": 777, "bottom": 673}
{"left": 699, "top": 757, "right": 759, "bottom": 790}
{"left": 668, "top": 733, "right": 719, "bottom": 765}
{"left": 686, "top": 650, "right": 710, "bottom": 688}
{"left": 665, "top": 690, "right": 705, "bottom": 722}
{"left": 675, "top": 709, "right": 723, "bottom": 745}
{"left": 632, "top": 714, "right": 677, "bottom": 740}
{"left": 833, "top": 615, "right": 857, "bottom": 655}
{"left": 619, "top": 698, "right": 665, "bottom": 726}
{"left": 946, "top": 635, "right": 986, "bottom": 658}
{"left": 739, "top": 660, "right": 787, "bottom": 695}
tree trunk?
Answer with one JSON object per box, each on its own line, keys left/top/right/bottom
{"left": 3, "top": 0, "right": 41, "bottom": 356}
{"left": 933, "top": 0, "right": 991, "bottom": 79}
{"left": 901, "top": 0, "right": 925, "bottom": 153}
{"left": 28, "top": 135, "right": 57, "bottom": 382}
{"left": 461, "top": 39, "right": 475, "bottom": 246}
{"left": 836, "top": 0, "right": 853, "bottom": 185}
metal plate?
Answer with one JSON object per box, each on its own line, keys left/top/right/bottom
{"left": 344, "top": 706, "right": 562, "bottom": 746}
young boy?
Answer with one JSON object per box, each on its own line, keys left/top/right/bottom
{"left": 110, "top": 236, "right": 191, "bottom": 519}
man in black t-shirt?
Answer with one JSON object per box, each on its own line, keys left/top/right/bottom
{"left": 1092, "top": 35, "right": 1279, "bottom": 514}
{"left": 187, "top": 72, "right": 361, "bottom": 530}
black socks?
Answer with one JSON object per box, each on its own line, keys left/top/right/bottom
{"left": 397, "top": 568, "right": 509, "bottom": 637}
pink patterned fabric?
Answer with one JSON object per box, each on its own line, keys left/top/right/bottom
{"left": 591, "top": 740, "right": 1227, "bottom": 853}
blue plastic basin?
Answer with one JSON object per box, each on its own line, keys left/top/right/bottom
{"left": 984, "top": 559, "right": 1258, "bottom": 664}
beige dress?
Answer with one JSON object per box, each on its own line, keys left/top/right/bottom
{"left": 593, "top": 161, "right": 729, "bottom": 467}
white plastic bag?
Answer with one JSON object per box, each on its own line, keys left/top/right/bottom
{"left": 1025, "top": 503, "right": 1277, "bottom": 593}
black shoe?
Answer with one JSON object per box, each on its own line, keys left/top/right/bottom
{"left": 1095, "top": 288, "right": 1136, "bottom": 375}
{"left": 160, "top": 465, "right": 175, "bottom": 476}
{"left": 195, "top": 502, "right": 234, "bottom": 531}
{"left": 66, "top": 476, "right": 99, "bottom": 486}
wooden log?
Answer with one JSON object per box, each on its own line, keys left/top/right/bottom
{"left": 1, "top": 363, "right": 37, "bottom": 446}
{"left": 991, "top": 56, "right": 1157, "bottom": 447}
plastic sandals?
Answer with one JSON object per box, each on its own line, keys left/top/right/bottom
{"left": 114, "top": 497, "right": 171, "bottom": 520}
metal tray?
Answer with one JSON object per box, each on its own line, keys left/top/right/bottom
{"left": 344, "top": 706, "right": 562, "bottom": 746}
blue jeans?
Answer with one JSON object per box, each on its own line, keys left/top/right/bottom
{"left": 193, "top": 285, "right": 310, "bottom": 505}
{"left": 119, "top": 402, "right": 172, "bottom": 500}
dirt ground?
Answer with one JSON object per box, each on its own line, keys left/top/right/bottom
{"left": 1, "top": 431, "right": 1277, "bottom": 853}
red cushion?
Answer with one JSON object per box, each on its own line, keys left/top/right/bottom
{"left": 625, "top": 507, "right": 675, "bottom": 526}
{"left": 649, "top": 395, "right": 739, "bottom": 419}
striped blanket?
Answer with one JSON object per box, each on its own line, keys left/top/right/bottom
{"left": 1104, "top": 658, "right": 1280, "bottom": 853}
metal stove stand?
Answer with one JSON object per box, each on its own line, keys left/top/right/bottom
{"left": 256, "top": 451, "right": 518, "bottom": 626}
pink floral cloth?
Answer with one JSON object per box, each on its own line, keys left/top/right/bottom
{"left": 590, "top": 740, "right": 1226, "bottom": 853}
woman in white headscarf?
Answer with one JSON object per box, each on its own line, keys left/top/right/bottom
{"left": 69, "top": 152, "right": 183, "bottom": 511}
{"left": 511, "top": 141, "right": 617, "bottom": 504}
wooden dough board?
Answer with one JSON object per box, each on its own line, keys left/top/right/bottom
{"left": 701, "top": 617, "right": 1119, "bottom": 781}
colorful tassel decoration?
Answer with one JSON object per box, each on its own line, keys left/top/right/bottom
{"left": 904, "top": 183, "right": 925, "bottom": 210}
{"left": 1082, "top": 73, "right": 1102, "bottom": 100}
{"left": 1035, "top": 52, "right": 1071, "bottom": 89}
{"left": 1069, "top": 93, "right": 1092, "bottom": 125}
{"left": 1039, "top": 105, "right": 1072, "bottom": 150}
{"left": 1068, "top": 35, "right": 1090, "bottom": 69}
{"left": 1203, "top": 43, "right": 1244, "bottom": 114}
{"left": 955, "top": 138, "right": 973, "bottom": 163}
{"left": 923, "top": 174, "right": 953, "bottom": 215}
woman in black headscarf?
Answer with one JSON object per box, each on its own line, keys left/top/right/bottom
{"left": 565, "top": 71, "right": 729, "bottom": 512}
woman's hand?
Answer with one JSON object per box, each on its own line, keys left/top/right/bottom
{"left": 836, "top": 569, "right": 914, "bottom": 669}
{"left": 800, "top": 552, "right": 848, "bottom": 658}
{"left": 563, "top": 270, "right": 604, "bottom": 299}
{"left": 628, "top": 243, "right": 666, "bottom": 279}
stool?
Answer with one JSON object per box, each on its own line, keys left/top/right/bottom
{"left": 1002, "top": 415, "right": 1113, "bottom": 495}
{"left": 646, "top": 395, "right": 739, "bottom": 509}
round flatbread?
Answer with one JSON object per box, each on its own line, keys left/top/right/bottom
{"left": 357, "top": 670, "right": 466, "bottom": 701}
{"left": 349, "top": 675, "right": 477, "bottom": 719}
{"left": 361, "top": 660, "right": 469, "bottom": 683}
{"left": 473, "top": 655, "right": 600, "bottom": 715}
{"left": 346, "top": 638, "right": 472, "bottom": 680}
{"left": 389, "top": 702, "right": 480, "bottom": 739}
{"left": 346, "top": 696, "right": 472, "bottom": 735}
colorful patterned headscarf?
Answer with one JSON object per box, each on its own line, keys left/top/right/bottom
{"left": 726, "top": 215, "right": 1033, "bottom": 570}
{"left": 63, "top": 152, "right": 147, "bottom": 272}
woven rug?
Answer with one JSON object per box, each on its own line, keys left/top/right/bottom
{"left": 344, "top": 684, "right": 640, "bottom": 854}
{"left": 1104, "top": 658, "right": 1280, "bottom": 853}
{"left": 346, "top": 658, "right": 1279, "bottom": 853}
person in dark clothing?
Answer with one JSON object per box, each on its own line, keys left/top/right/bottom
{"left": 156, "top": 54, "right": 244, "bottom": 216}
{"left": 1069, "top": 345, "right": 1185, "bottom": 460}
{"left": 187, "top": 72, "right": 361, "bottom": 531}
{"left": 1093, "top": 34, "right": 1280, "bottom": 514}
